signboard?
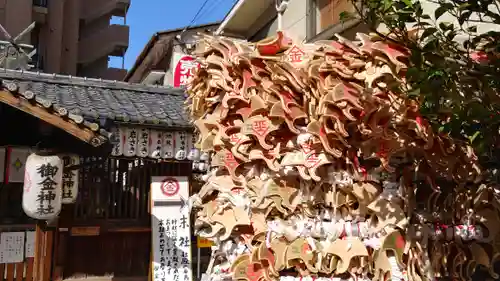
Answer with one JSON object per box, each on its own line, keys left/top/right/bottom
{"left": 0, "top": 232, "right": 25, "bottom": 263}
{"left": 196, "top": 236, "right": 213, "bottom": 248}
{"left": 172, "top": 53, "right": 199, "bottom": 88}
{"left": 70, "top": 227, "right": 100, "bottom": 236}
{"left": 6, "top": 147, "right": 31, "bottom": 183}
{"left": 151, "top": 176, "right": 192, "bottom": 281}
{"left": 25, "top": 231, "right": 35, "bottom": 258}
{"left": 151, "top": 176, "right": 188, "bottom": 202}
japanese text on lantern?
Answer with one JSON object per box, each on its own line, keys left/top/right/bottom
{"left": 163, "top": 133, "right": 174, "bottom": 159}
{"left": 36, "top": 163, "right": 58, "bottom": 216}
{"left": 137, "top": 128, "right": 150, "bottom": 157}
{"left": 62, "top": 156, "right": 75, "bottom": 201}
{"left": 175, "top": 132, "right": 187, "bottom": 160}
{"left": 126, "top": 128, "right": 138, "bottom": 156}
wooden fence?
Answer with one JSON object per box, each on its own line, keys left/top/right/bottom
{"left": 0, "top": 157, "right": 193, "bottom": 281}
{"left": 0, "top": 259, "right": 34, "bottom": 281}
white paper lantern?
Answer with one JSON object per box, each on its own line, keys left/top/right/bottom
{"left": 61, "top": 154, "right": 79, "bottom": 204}
{"left": 22, "top": 153, "right": 63, "bottom": 220}
{"left": 123, "top": 128, "right": 138, "bottom": 157}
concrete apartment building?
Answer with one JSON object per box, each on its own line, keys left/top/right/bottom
{"left": 216, "top": 0, "right": 495, "bottom": 44}
{"left": 216, "top": 0, "right": 366, "bottom": 42}
{"left": 0, "top": 0, "right": 130, "bottom": 80}
{"left": 124, "top": 22, "right": 220, "bottom": 86}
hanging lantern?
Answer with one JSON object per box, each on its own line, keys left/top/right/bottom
{"left": 61, "top": 154, "right": 79, "bottom": 204}
{"left": 22, "top": 153, "right": 63, "bottom": 220}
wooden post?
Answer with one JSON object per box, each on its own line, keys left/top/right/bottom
{"left": 148, "top": 250, "right": 152, "bottom": 281}
{"left": 33, "top": 222, "right": 43, "bottom": 281}
{"left": 33, "top": 222, "right": 55, "bottom": 281}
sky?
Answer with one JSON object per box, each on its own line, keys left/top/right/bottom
{"left": 109, "top": 0, "right": 236, "bottom": 70}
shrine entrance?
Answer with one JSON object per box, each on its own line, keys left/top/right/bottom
{"left": 0, "top": 89, "right": 110, "bottom": 281}
{"left": 52, "top": 160, "right": 192, "bottom": 281}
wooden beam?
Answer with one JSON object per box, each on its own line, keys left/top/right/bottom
{"left": 0, "top": 90, "right": 97, "bottom": 145}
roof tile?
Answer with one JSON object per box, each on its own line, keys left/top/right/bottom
{"left": 0, "top": 69, "right": 191, "bottom": 129}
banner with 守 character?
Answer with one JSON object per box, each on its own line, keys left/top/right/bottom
{"left": 151, "top": 176, "right": 192, "bottom": 281}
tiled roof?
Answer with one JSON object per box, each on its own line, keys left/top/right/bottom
{"left": 0, "top": 69, "right": 191, "bottom": 129}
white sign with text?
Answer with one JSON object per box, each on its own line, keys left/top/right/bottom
{"left": 151, "top": 176, "right": 192, "bottom": 281}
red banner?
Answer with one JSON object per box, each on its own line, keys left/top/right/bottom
{"left": 173, "top": 55, "right": 199, "bottom": 88}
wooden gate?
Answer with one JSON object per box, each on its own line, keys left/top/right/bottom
{"left": 53, "top": 158, "right": 192, "bottom": 281}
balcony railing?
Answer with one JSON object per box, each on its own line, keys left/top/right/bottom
{"left": 82, "top": 0, "right": 130, "bottom": 23}
{"left": 78, "top": 24, "right": 129, "bottom": 65}
{"left": 33, "top": 0, "right": 48, "bottom": 7}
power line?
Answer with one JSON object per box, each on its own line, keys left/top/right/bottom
{"left": 181, "top": 0, "right": 211, "bottom": 35}
{"left": 283, "top": 3, "right": 315, "bottom": 32}
{"left": 195, "top": 0, "right": 226, "bottom": 24}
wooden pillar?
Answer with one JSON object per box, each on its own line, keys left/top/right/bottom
{"left": 33, "top": 222, "right": 55, "bottom": 281}
{"left": 52, "top": 231, "right": 64, "bottom": 281}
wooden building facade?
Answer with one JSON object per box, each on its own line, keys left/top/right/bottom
{"left": 0, "top": 69, "right": 197, "bottom": 281}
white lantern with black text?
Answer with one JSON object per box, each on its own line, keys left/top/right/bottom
{"left": 61, "top": 154, "right": 79, "bottom": 204}
{"left": 22, "top": 153, "right": 63, "bottom": 220}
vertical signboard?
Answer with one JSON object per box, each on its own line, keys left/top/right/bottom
{"left": 0, "top": 232, "right": 25, "bottom": 263}
{"left": 172, "top": 53, "right": 199, "bottom": 88}
{"left": 151, "top": 176, "right": 192, "bottom": 281}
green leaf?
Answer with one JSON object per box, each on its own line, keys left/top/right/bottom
{"left": 446, "top": 30, "right": 458, "bottom": 41}
{"left": 339, "top": 11, "right": 353, "bottom": 22}
{"left": 383, "top": 0, "right": 392, "bottom": 10}
{"left": 406, "top": 67, "right": 422, "bottom": 82}
{"left": 469, "top": 131, "right": 481, "bottom": 143}
{"left": 467, "top": 25, "right": 477, "bottom": 33}
{"left": 457, "top": 3, "right": 471, "bottom": 10}
{"left": 459, "top": 11, "right": 472, "bottom": 25}
{"left": 435, "top": 5, "right": 450, "bottom": 20}
{"left": 439, "top": 22, "right": 454, "bottom": 31}
{"left": 421, "top": 27, "right": 437, "bottom": 40}
{"left": 415, "top": 21, "right": 431, "bottom": 27}
{"left": 400, "top": 0, "right": 413, "bottom": 8}
{"left": 408, "top": 87, "right": 421, "bottom": 97}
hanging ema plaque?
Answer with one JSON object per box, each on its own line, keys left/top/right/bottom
{"left": 22, "top": 153, "right": 62, "bottom": 220}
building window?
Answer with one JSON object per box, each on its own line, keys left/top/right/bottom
{"left": 308, "top": 0, "right": 355, "bottom": 38}
{"left": 33, "top": 0, "right": 48, "bottom": 8}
